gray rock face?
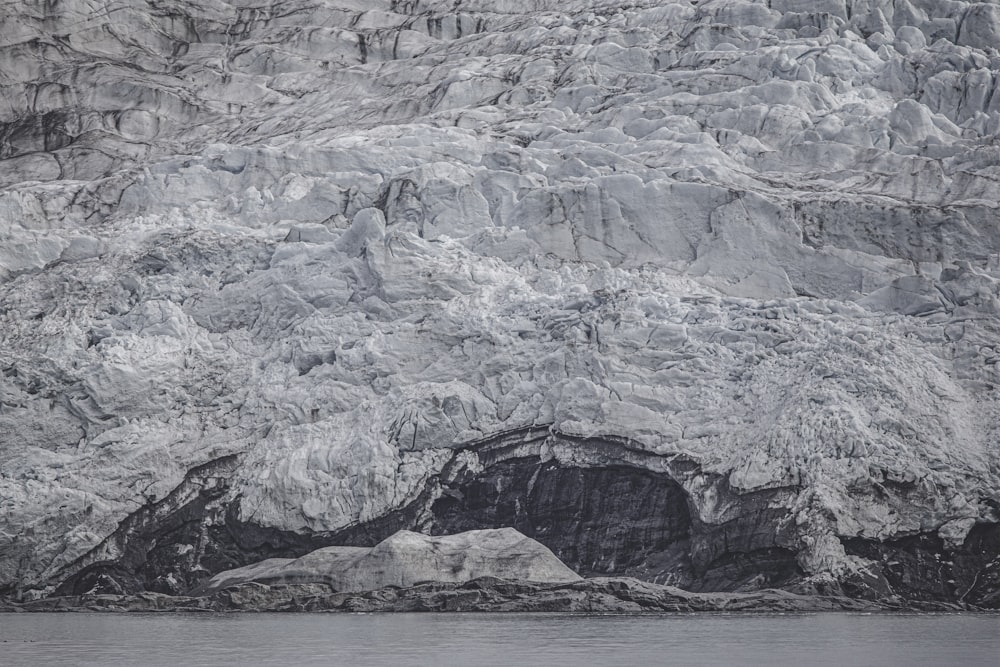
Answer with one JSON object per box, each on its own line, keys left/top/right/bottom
{"left": 1, "top": 0, "right": 999, "bottom": 604}
{"left": 7, "top": 576, "right": 905, "bottom": 614}
{"left": 198, "top": 528, "right": 582, "bottom": 594}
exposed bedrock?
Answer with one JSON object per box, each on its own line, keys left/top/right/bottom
{"left": 12, "top": 577, "right": 899, "bottom": 614}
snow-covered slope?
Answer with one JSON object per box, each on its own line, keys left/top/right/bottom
{"left": 1, "top": 0, "right": 998, "bottom": 603}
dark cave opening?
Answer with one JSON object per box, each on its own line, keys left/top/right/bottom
{"left": 428, "top": 458, "right": 695, "bottom": 583}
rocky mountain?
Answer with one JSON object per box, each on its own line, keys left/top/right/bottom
{"left": 1, "top": 0, "right": 999, "bottom": 606}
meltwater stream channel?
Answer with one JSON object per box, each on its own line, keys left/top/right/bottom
{"left": 1, "top": 612, "right": 997, "bottom": 666}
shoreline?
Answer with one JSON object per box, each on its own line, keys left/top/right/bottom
{"left": 2, "top": 576, "right": 991, "bottom": 614}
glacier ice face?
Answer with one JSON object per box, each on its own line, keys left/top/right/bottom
{"left": 1, "top": 0, "right": 999, "bottom": 599}
{"left": 197, "top": 527, "right": 582, "bottom": 594}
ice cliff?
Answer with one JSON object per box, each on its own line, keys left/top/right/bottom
{"left": 1, "top": 0, "right": 998, "bottom": 605}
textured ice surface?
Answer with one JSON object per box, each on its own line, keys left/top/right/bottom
{"left": 1, "top": 0, "right": 999, "bottom": 593}
{"left": 199, "top": 528, "right": 582, "bottom": 593}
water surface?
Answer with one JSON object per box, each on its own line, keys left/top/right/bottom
{"left": 2, "top": 612, "right": 997, "bottom": 666}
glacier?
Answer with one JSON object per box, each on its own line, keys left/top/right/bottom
{"left": 0, "top": 0, "right": 998, "bottom": 606}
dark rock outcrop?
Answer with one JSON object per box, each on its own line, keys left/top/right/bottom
{"left": 7, "top": 576, "right": 913, "bottom": 614}
{"left": 842, "top": 524, "right": 1000, "bottom": 608}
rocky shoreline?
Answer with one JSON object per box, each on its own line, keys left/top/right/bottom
{"left": 3, "top": 576, "right": 987, "bottom": 615}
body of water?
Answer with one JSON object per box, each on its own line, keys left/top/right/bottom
{"left": 1, "top": 612, "right": 997, "bottom": 666}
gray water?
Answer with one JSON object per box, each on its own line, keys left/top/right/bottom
{"left": 1, "top": 612, "right": 997, "bottom": 667}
